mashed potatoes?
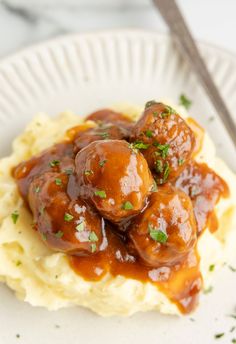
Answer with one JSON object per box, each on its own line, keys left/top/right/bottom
{"left": 0, "top": 106, "right": 236, "bottom": 316}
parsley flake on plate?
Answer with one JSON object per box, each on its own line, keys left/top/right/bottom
{"left": 209, "top": 264, "right": 215, "bottom": 272}
{"left": 229, "top": 265, "right": 236, "bottom": 272}
{"left": 179, "top": 93, "right": 192, "bottom": 110}
{"left": 214, "top": 333, "right": 224, "bottom": 339}
{"left": 203, "top": 286, "right": 213, "bottom": 294}
{"left": 11, "top": 211, "right": 19, "bottom": 224}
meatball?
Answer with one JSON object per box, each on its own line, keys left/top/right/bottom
{"left": 86, "top": 108, "right": 133, "bottom": 130}
{"left": 73, "top": 123, "right": 127, "bottom": 154}
{"left": 174, "top": 161, "right": 229, "bottom": 235}
{"left": 128, "top": 186, "right": 197, "bottom": 267}
{"left": 130, "top": 101, "right": 195, "bottom": 183}
{"left": 14, "top": 142, "right": 75, "bottom": 203}
{"left": 75, "top": 140, "right": 154, "bottom": 223}
{"left": 28, "top": 171, "right": 105, "bottom": 255}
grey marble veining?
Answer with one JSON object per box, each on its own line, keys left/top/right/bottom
{"left": 0, "top": 0, "right": 236, "bottom": 59}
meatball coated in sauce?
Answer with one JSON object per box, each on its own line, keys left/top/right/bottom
{"left": 86, "top": 108, "right": 133, "bottom": 130}
{"left": 174, "top": 161, "right": 229, "bottom": 235}
{"left": 130, "top": 102, "right": 196, "bottom": 183}
{"left": 128, "top": 186, "right": 197, "bottom": 267}
{"left": 13, "top": 142, "right": 75, "bottom": 203}
{"left": 73, "top": 124, "right": 127, "bottom": 154}
{"left": 75, "top": 140, "right": 154, "bottom": 223}
{"left": 28, "top": 172, "right": 105, "bottom": 255}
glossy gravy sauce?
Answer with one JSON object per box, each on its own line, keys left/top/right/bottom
{"left": 13, "top": 109, "right": 229, "bottom": 314}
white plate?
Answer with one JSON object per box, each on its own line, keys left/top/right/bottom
{"left": 0, "top": 30, "right": 236, "bottom": 344}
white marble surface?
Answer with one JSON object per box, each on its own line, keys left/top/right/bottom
{"left": 0, "top": 0, "right": 236, "bottom": 59}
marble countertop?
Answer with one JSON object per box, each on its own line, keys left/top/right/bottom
{"left": 0, "top": 0, "right": 236, "bottom": 59}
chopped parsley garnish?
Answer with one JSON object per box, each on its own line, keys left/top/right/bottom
{"left": 16, "top": 334, "right": 20, "bottom": 339}
{"left": 148, "top": 224, "right": 168, "bottom": 243}
{"left": 94, "top": 190, "right": 106, "bottom": 199}
{"left": 91, "top": 243, "right": 97, "bottom": 253}
{"left": 99, "top": 159, "right": 107, "bottom": 167}
{"left": 35, "top": 186, "right": 41, "bottom": 193}
{"left": 76, "top": 222, "right": 85, "bottom": 232}
{"left": 49, "top": 160, "right": 60, "bottom": 167}
{"left": 203, "top": 286, "right": 213, "bottom": 294}
{"left": 55, "top": 230, "right": 64, "bottom": 238}
{"left": 161, "top": 105, "right": 176, "bottom": 117}
{"left": 145, "top": 130, "right": 153, "bottom": 138}
{"left": 64, "top": 213, "right": 74, "bottom": 222}
{"left": 55, "top": 178, "right": 62, "bottom": 186}
{"left": 163, "top": 161, "right": 170, "bottom": 182}
{"left": 11, "top": 211, "right": 19, "bottom": 224}
{"left": 230, "top": 326, "right": 236, "bottom": 333}
{"left": 131, "top": 141, "right": 150, "bottom": 150}
{"left": 151, "top": 180, "right": 158, "bottom": 192}
{"left": 98, "top": 131, "right": 109, "bottom": 139}
{"left": 84, "top": 170, "right": 93, "bottom": 176}
{"left": 152, "top": 111, "right": 158, "bottom": 117}
{"left": 89, "top": 231, "right": 99, "bottom": 242}
{"left": 64, "top": 168, "right": 73, "bottom": 175}
{"left": 178, "top": 158, "right": 185, "bottom": 166}
{"left": 153, "top": 143, "right": 169, "bottom": 158}
{"left": 229, "top": 265, "right": 236, "bottom": 272}
{"left": 229, "top": 314, "right": 236, "bottom": 320}
{"left": 39, "top": 206, "right": 45, "bottom": 216}
{"left": 155, "top": 160, "right": 163, "bottom": 174}
{"left": 16, "top": 260, "right": 22, "bottom": 266}
{"left": 214, "top": 333, "right": 224, "bottom": 339}
{"left": 122, "top": 201, "right": 134, "bottom": 210}
{"left": 209, "top": 264, "right": 215, "bottom": 272}
{"left": 145, "top": 100, "right": 158, "bottom": 109}
{"left": 232, "top": 339, "right": 236, "bottom": 343}
{"left": 179, "top": 93, "right": 192, "bottom": 110}
{"left": 41, "top": 233, "right": 47, "bottom": 241}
